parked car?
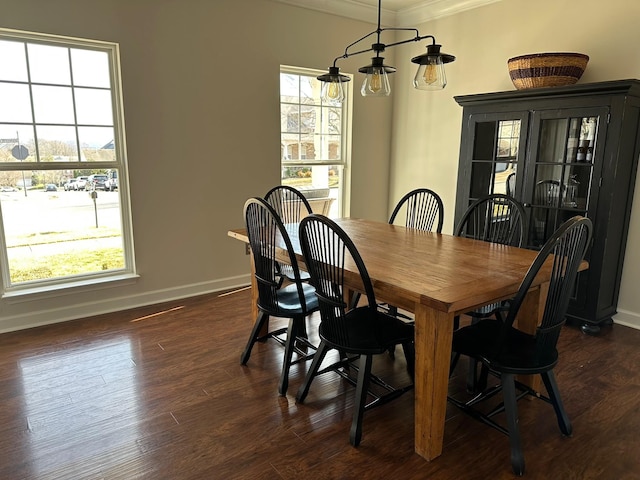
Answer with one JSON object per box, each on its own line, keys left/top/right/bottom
{"left": 73, "top": 176, "right": 89, "bottom": 190}
{"left": 88, "top": 174, "right": 108, "bottom": 191}
{"left": 45, "top": 184, "right": 57, "bottom": 192}
{"left": 63, "top": 179, "right": 77, "bottom": 191}
{"left": 105, "top": 170, "right": 118, "bottom": 191}
{"left": 0, "top": 186, "right": 17, "bottom": 192}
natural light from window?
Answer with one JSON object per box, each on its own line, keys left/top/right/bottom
{"left": 0, "top": 29, "right": 133, "bottom": 293}
{"left": 279, "top": 66, "right": 351, "bottom": 218}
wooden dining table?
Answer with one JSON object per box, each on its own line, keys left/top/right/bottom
{"left": 228, "top": 217, "right": 556, "bottom": 462}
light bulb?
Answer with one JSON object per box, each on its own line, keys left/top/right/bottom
{"left": 423, "top": 62, "right": 438, "bottom": 85}
{"left": 413, "top": 57, "right": 446, "bottom": 91}
{"left": 328, "top": 82, "right": 340, "bottom": 99}
{"left": 370, "top": 70, "right": 382, "bottom": 93}
{"left": 321, "top": 80, "right": 345, "bottom": 103}
{"left": 361, "top": 66, "right": 391, "bottom": 97}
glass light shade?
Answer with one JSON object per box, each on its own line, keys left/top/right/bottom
{"left": 413, "top": 56, "right": 447, "bottom": 90}
{"left": 361, "top": 66, "right": 391, "bottom": 97}
{"left": 321, "top": 80, "right": 346, "bottom": 103}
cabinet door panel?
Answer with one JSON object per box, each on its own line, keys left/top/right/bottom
{"left": 523, "top": 106, "right": 608, "bottom": 249}
{"left": 455, "top": 112, "right": 529, "bottom": 223}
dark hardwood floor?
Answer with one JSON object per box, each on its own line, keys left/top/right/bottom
{"left": 1, "top": 288, "right": 639, "bottom": 479}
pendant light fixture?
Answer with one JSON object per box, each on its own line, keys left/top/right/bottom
{"left": 318, "top": 0, "right": 455, "bottom": 102}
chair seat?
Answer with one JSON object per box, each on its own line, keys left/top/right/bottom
{"left": 453, "top": 319, "right": 559, "bottom": 374}
{"left": 320, "top": 307, "right": 414, "bottom": 355}
{"left": 261, "top": 282, "right": 318, "bottom": 314}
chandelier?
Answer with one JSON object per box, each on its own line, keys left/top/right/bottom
{"left": 317, "top": 0, "right": 455, "bottom": 102}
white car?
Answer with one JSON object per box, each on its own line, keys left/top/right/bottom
{"left": 73, "top": 176, "right": 89, "bottom": 190}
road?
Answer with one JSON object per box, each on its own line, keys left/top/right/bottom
{"left": 0, "top": 189, "right": 121, "bottom": 236}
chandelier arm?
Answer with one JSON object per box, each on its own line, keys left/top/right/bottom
{"left": 331, "top": 31, "right": 437, "bottom": 67}
{"left": 383, "top": 34, "right": 436, "bottom": 50}
{"left": 341, "top": 30, "right": 380, "bottom": 59}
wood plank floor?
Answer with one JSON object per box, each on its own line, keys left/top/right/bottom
{"left": 1, "top": 289, "right": 639, "bottom": 479}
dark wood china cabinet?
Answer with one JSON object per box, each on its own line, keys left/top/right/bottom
{"left": 454, "top": 79, "right": 640, "bottom": 333}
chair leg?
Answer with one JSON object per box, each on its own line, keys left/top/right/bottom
{"left": 240, "top": 311, "right": 269, "bottom": 365}
{"left": 348, "top": 292, "right": 361, "bottom": 310}
{"left": 296, "top": 341, "right": 330, "bottom": 403}
{"left": 386, "top": 306, "right": 399, "bottom": 359}
{"left": 401, "top": 341, "right": 415, "bottom": 380}
{"left": 350, "top": 354, "right": 373, "bottom": 447}
{"left": 449, "top": 351, "right": 460, "bottom": 377}
{"left": 502, "top": 373, "right": 525, "bottom": 476}
{"left": 278, "top": 316, "right": 300, "bottom": 396}
{"left": 541, "top": 370, "right": 572, "bottom": 436}
{"left": 466, "top": 359, "right": 479, "bottom": 393}
{"left": 477, "top": 364, "right": 489, "bottom": 392}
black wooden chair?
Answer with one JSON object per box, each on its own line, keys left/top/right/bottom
{"left": 296, "top": 214, "right": 415, "bottom": 447}
{"left": 454, "top": 193, "right": 527, "bottom": 390}
{"left": 454, "top": 193, "right": 526, "bottom": 246}
{"left": 506, "top": 172, "right": 516, "bottom": 197}
{"left": 240, "top": 197, "right": 319, "bottom": 396}
{"left": 350, "top": 188, "right": 444, "bottom": 314}
{"left": 532, "top": 179, "right": 564, "bottom": 247}
{"left": 388, "top": 187, "right": 444, "bottom": 232}
{"left": 264, "top": 185, "right": 313, "bottom": 224}
{"left": 448, "top": 216, "right": 592, "bottom": 476}
{"left": 265, "top": 185, "right": 313, "bottom": 282}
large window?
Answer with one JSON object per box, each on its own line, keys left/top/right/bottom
{"left": 279, "top": 66, "right": 351, "bottom": 217}
{"left": 0, "top": 29, "right": 134, "bottom": 295}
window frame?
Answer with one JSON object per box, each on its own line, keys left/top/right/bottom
{"left": 0, "top": 28, "right": 136, "bottom": 299}
{"left": 279, "top": 65, "right": 352, "bottom": 217}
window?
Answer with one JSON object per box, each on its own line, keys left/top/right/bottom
{"left": 279, "top": 66, "right": 351, "bottom": 217}
{"left": 0, "top": 29, "right": 134, "bottom": 295}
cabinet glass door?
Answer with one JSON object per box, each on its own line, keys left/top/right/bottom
{"left": 526, "top": 107, "right": 608, "bottom": 248}
{"left": 462, "top": 112, "right": 529, "bottom": 214}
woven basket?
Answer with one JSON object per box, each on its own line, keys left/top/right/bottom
{"left": 508, "top": 53, "right": 589, "bottom": 90}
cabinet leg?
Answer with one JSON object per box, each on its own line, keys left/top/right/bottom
{"left": 580, "top": 323, "right": 600, "bottom": 335}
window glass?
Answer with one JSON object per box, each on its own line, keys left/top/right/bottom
{"left": 0, "top": 83, "right": 32, "bottom": 122}
{"left": 28, "top": 43, "right": 71, "bottom": 85}
{"left": 0, "top": 40, "right": 28, "bottom": 81}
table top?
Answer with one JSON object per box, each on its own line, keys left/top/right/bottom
{"left": 228, "top": 217, "right": 551, "bottom": 315}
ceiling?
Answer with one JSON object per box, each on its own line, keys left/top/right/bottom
{"left": 270, "top": 0, "right": 505, "bottom": 27}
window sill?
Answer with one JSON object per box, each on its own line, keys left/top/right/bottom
{"left": 2, "top": 273, "right": 140, "bottom": 304}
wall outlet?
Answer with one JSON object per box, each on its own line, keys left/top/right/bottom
{"left": 245, "top": 244, "right": 250, "bottom": 255}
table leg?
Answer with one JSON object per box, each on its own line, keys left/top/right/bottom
{"left": 513, "top": 282, "right": 549, "bottom": 392}
{"left": 413, "top": 304, "right": 454, "bottom": 461}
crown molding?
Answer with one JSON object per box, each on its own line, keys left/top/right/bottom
{"left": 269, "top": 0, "right": 504, "bottom": 27}
{"left": 396, "top": 0, "right": 503, "bottom": 26}
{"left": 271, "top": 0, "right": 396, "bottom": 25}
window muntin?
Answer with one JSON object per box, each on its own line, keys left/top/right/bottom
{"left": 0, "top": 29, "right": 133, "bottom": 292}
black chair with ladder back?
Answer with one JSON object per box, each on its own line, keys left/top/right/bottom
{"left": 240, "top": 197, "right": 319, "bottom": 396}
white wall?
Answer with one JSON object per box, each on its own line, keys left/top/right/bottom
{"left": 389, "top": 0, "right": 640, "bottom": 328}
{"left": 1, "top": 0, "right": 639, "bottom": 332}
{"left": 0, "top": 0, "right": 392, "bottom": 331}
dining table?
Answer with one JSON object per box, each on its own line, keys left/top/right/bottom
{"left": 228, "top": 217, "right": 561, "bottom": 462}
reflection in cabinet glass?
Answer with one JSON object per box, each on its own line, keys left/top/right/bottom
{"left": 529, "top": 115, "right": 597, "bottom": 247}
{"left": 455, "top": 80, "right": 640, "bottom": 333}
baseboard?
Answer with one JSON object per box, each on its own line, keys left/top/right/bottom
{"left": 613, "top": 309, "right": 640, "bottom": 330}
{"left": 0, "top": 273, "right": 251, "bottom": 334}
